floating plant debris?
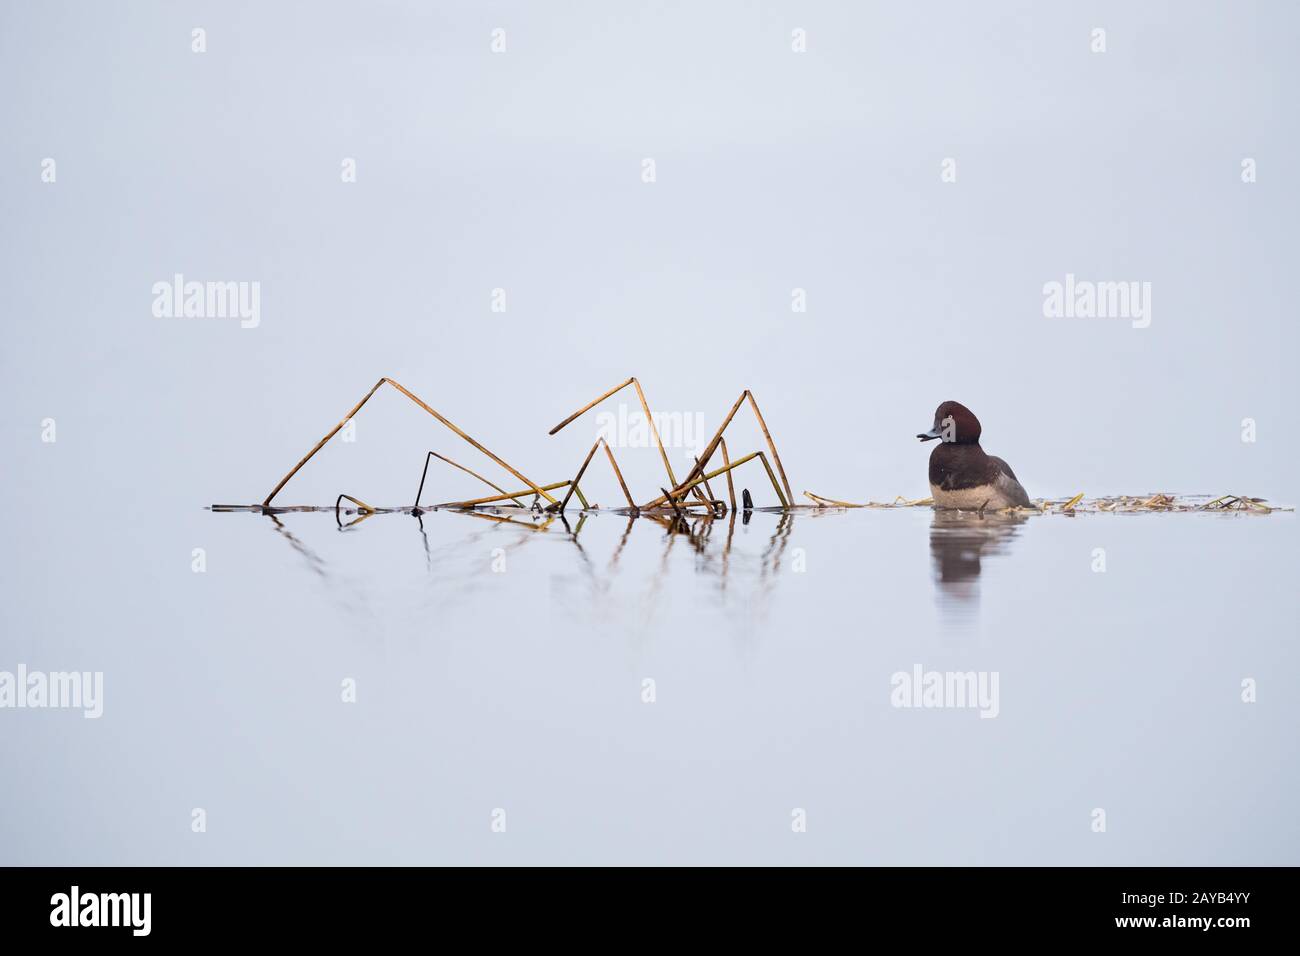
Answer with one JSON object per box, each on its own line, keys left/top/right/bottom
{"left": 801, "top": 491, "right": 1290, "bottom": 515}
{"left": 210, "top": 376, "right": 1288, "bottom": 520}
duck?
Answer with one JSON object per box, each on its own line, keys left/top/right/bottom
{"left": 916, "top": 401, "right": 1031, "bottom": 510}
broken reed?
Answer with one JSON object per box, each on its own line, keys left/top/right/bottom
{"left": 415, "top": 450, "right": 528, "bottom": 509}
{"left": 262, "top": 377, "right": 557, "bottom": 507}
{"left": 259, "top": 375, "right": 796, "bottom": 516}
{"left": 546, "top": 379, "right": 794, "bottom": 512}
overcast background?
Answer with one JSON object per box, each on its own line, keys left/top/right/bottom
{"left": 2, "top": 0, "right": 1296, "bottom": 508}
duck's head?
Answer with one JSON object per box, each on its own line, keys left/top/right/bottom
{"left": 917, "top": 401, "right": 982, "bottom": 444}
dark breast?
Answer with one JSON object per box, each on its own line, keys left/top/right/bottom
{"left": 928, "top": 443, "right": 1002, "bottom": 490}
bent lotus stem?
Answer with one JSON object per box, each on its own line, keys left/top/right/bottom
{"left": 601, "top": 441, "right": 637, "bottom": 509}
{"left": 557, "top": 441, "right": 603, "bottom": 512}
{"left": 631, "top": 378, "right": 678, "bottom": 488}
{"left": 558, "top": 439, "right": 636, "bottom": 512}
{"left": 435, "top": 480, "right": 570, "bottom": 509}
{"left": 548, "top": 377, "right": 632, "bottom": 435}
{"left": 263, "top": 377, "right": 555, "bottom": 507}
{"left": 335, "top": 494, "right": 376, "bottom": 518}
{"left": 719, "top": 438, "right": 737, "bottom": 511}
{"left": 755, "top": 452, "right": 789, "bottom": 509}
{"left": 646, "top": 390, "right": 792, "bottom": 509}
{"left": 804, "top": 491, "right": 866, "bottom": 508}
{"left": 665, "top": 391, "right": 747, "bottom": 504}
{"left": 645, "top": 450, "right": 787, "bottom": 509}
{"left": 661, "top": 488, "right": 684, "bottom": 519}
{"left": 415, "top": 451, "right": 527, "bottom": 510}
{"left": 548, "top": 376, "right": 678, "bottom": 488}
{"left": 693, "top": 456, "right": 718, "bottom": 506}
{"left": 744, "top": 391, "right": 794, "bottom": 504}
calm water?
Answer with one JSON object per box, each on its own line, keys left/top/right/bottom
{"left": 2, "top": 504, "right": 1296, "bottom": 865}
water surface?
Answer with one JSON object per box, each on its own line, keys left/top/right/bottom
{"left": 3, "top": 504, "right": 1294, "bottom": 865}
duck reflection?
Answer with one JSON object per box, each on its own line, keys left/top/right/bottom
{"left": 929, "top": 510, "right": 1027, "bottom": 611}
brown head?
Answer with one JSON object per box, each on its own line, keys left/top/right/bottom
{"left": 916, "top": 401, "right": 982, "bottom": 444}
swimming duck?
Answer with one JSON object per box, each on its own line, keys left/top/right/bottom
{"left": 917, "top": 401, "right": 1031, "bottom": 510}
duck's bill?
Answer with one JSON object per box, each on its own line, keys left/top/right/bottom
{"left": 916, "top": 426, "right": 943, "bottom": 442}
